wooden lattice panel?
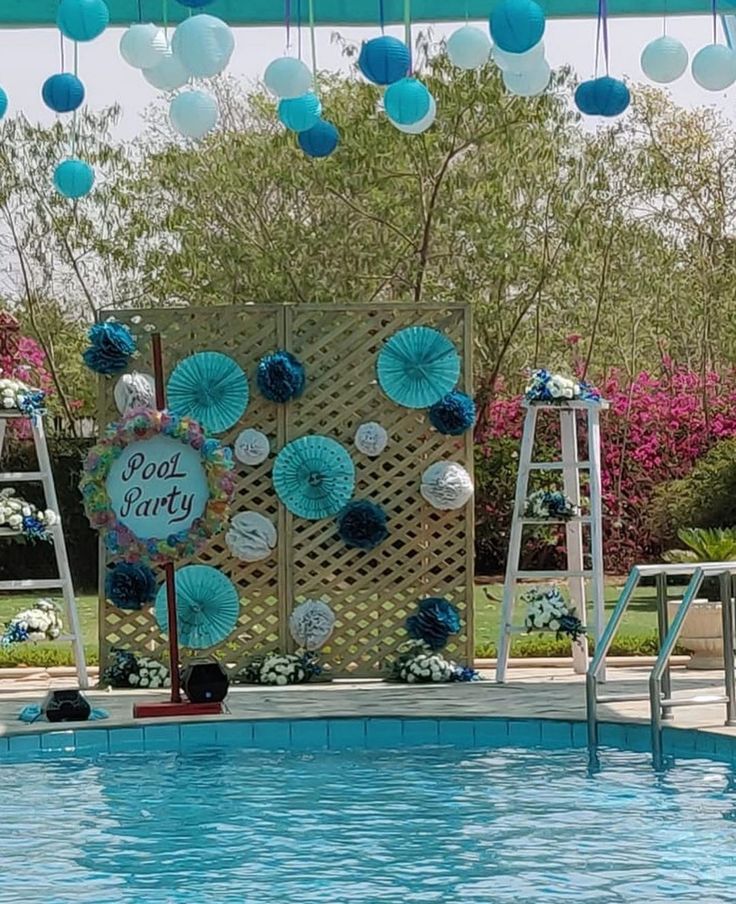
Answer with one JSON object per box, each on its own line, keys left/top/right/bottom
{"left": 98, "top": 304, "right": 473, "bottom": 678}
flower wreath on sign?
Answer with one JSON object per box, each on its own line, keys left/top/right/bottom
{"left": 80, "top": 407, "right": 234, "bottom": 564}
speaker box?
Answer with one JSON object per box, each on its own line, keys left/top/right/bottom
{"left": 180, "top": 662, "right": 229, "bottom": 704}
{"left": 42, "top": 689, "right": 91, "bottom": 723}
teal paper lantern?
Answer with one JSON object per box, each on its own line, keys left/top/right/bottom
{"left": 574, "top": 80, "right": 597, "bottom": 115}
{"left": 169, "top": 90, "right": 219, "bottom": 139}
{"left": 298, "top": 120, "right": 339, "bottom": 158}
{"left": 264, "top": 56, "right": 313, "bottom": 99}
{"left": 390, "top": 95, "right": 437, "bottom": 134}
{"left": 640, "top": 35, "right": 688, "bottom": 84}
{"left": 278, "top": 92, "right": 322, "bottom": 132}
{"left": 53, "top": 158, "right": 95, "bottom": 199}
{"left": 574, "top": 76, "right": 630, "bottom": 117}
{"left": 490, "top": 0, "right": 545, "bottom": 54}
{"left": 119, "top": 23, "right": 167, "bottom": 70}
{"left": 503, "top": 61, "right": 550, "bottom": 96}
{"left": 446, "top": 25, "right": 491, "bottom": 70}
{"left": 56, "top": 0, "right": 109, "bottom": 42}
{"left": 171, "top": 14, "right": 234, "bottom": 79}
{"left": 358, "top": 35, "right": 411, "bottom": 85}
{"left": 42, "top": 73, "right": 85, "bottom": 113}
{"left": 384, "top": 78, "right": 431, "bottom": 126}
{"left": 691, "top": 44, "right": 736, "bottom": 91}
{"left": 0, "top": 87, "right": 7, "bottom": 120}
{"left": 143, "top": 51, "right": 190, "bottom": 91}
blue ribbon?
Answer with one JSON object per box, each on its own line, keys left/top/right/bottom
{"left": 285, "top": 0, "right": 291, "bottom": 48}
{"left": 379, "top": 0, "right": 385, "bottom": 33}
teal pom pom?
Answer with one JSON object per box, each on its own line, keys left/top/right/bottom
{"left": 106, "top": 562, "right": 157, "bottom": 611}
{"left": 428, "top": 391, "right": 476, "bottom": 435}
{"left": 82, "top": 321, "right": 136, "bottom": 375}
{"left": 336, "top": 500, "right": 389, "bottom": 550}
{"left": 256, "top": 350, "right": 306, "bottom": 402}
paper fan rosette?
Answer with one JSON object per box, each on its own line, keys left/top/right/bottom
{"left": 273, "top": 435, "right": 355, "bottom": 520}
{"left": 155, "top": 564, "right": 239, "bottom": 649}
{"left": 167, "top": 351, "right": 248, "bottom": 435}
{"left": 80, "top": 408, "right": 234, "bottom": 565}
{"left": 377, "top": 326, "right": 461, "bottom": 409}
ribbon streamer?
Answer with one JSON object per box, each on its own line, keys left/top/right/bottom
{"left": 285, "top": 0, "right": 291, "bottom": 49}
{"left": 594, "top": 0, "right": 609, "bottom": 75}
{"left": 379, "top": 0, "right": 385, "bottom": 33}
{"left": 308, "top": 0, "right": 318, "bottom": 84}
{"left": 712, "top": 0, "right": 718, "bottom": 44}
{"left": 404, "top": 0, "right": 412, "bottom": 71}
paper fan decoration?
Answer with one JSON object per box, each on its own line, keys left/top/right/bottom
{"left": 234, "top": 428, "right": 270, "bottom": 465}
{"left": 225, "top": 511, "right": 277, "bottom": 562}
{"left": 420, "top": 461, "right": 474, "bottom": 510}
{"left": 155, "top": 564, "right": 239, "bottom": 649}
{"left": 167, "top": 351, "right": 248, "bottom": 434}
{"left": 273, "top": 435, "right": 355, "bottom": 520}
{"left": 377, "top": 326, "right": 460, "bottom": 409}
{"left": 289, "top": 599, "right": 336, "bottom": 651}
{"left": 113, "top": 371, "right": 155, "bottom": 414}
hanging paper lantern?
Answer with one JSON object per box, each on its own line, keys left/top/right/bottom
{"left": 384, "top": 78, "right": 431, "bottom": 126}
{"left": 502, "top": 61, "right": 551, "bottom": 97}
{"left": 278, "top": 93, "right": 322, "bottom": 132}
{"left": 0, "top": 87, "right": 8, "bottom": 120}
{"left": 574, "top": 76, "right": 630, "bottom": 117}
{"left": 492, "top": 40, "right": 545, "bottom": 73}
{"left": 640, "top": 35, "right": 688, "bottom": 84}
{"left": 691, "top": 44, "right": 736, "bottom": 91}
{"left": 298, "top": 120, "right": 340, "bottom": 158}
{"left": 56, "top": 0, "right": 110, "bottom": 42}
{"left": 264, "top": 56, "right": 313, "bottom": 99}
{"left": 53, "top": 158, "right": 95, "bottom": 199}
{"left": 446, "top": 25, "right": 491, "bottom": 70}
{"left": 119, "top": 23, "right": 168, "bottom": 70}
{"left": 169, "top": 90, "right": 219, "bottom": 139}
{"left": 490, "top": 0, "right": 545, "bottom": 54}
{"left": 171, "top": 14, "right": 235, "bottom": 79}
{"left": 143, "top": 50, "right": 190, "bottom": 91}
{"left": 390, "top": 95, "right": 437, "bottom": 134}
{"left": 42, "top": 73, "right": 85, "bottom": 113}
{"left": 358, "top": 35, "right": 411, "bottom": 85}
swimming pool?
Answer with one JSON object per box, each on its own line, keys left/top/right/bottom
{"left": 1, "top": 718, "right": 735, "bottom": 903}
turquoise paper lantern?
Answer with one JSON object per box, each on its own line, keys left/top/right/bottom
{"left": 691, "top": 44, "right": 736, "bottom": 91}
{"left": 53, "top": 158, "right": 95, "bottom": 199}
{"left": 358, "top": 35, "right": 411, "bottom": 85}
{"left": 384, "top": 78, "right": 431, "bottom": 126}
{"left": 143, "top": 51, "right": 189, "bottom": 91}
{"left": 390, "top": 95, "right": 437, "bottom": 134}
{"left": 640, "top": 35, "right": 688, "bottom": 84}
{"left": 171, "top": 14, "right": 234, "bottom": 79}
{"left": 42, "top": 73, "right": 85, "bottom": 113}
{"left": 446, "top": 25, "right": 491, "bottom": 70}
{"left": 298, "top": 120, "right": 339, "bottom": 158}
{"left": 490, "top": 0, "right": 545, "bottom": 54}
{"left": 278, "top": 93, "right": 322, "bottom": 132}
{"left": 503, "top": 61, "right": 551, "bottom": 96}
{"left": 119, "top": 23, "right": 167, "bottom": 70}
{"left": 169, "top": 90, "right": 219, "bottom": 139}
{"left": 0, "top": 87, "right": 7, "bottom": 120}
{"left": 574, "top": 76, "right": 630, "bottom": 117}
{"left": 56, "top": 0, "right": 109, "bottom": 42}
{"left": 264, "top": 57, "right": 312, "bottom": 99}
{"left": 574, "top": 79, "right": 597, "bottom": 115}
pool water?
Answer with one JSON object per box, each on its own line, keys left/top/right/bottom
{"left": 1, "top": 745, "right": 735, "bottom": 903}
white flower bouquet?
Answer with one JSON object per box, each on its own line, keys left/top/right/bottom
{"left": 524, "top": 369, "right": 600, "bottom": 404}
{"left": 1, "top": 598, "right": 63, "bottom": 645}
{"left": 128, "top": 657, "right": 170, "bottom": 690}
{"left": 0, "top": 376, "right": 46, "bottom": 417}
{"left": 0, "top": 488, "right": 57, "bottom": 541}
{"left": 101, "top": 648, "right": 171, "bottom": 689}
{"left": 524, "top": 490, "right": 578, "bottom": 521}
{"left": 238, "top": 651, "right": 322, "bottom": 686}
{"left": 522, "top": 586, "right": 585, "bottom": 640}
{"left": 392, "top": 641, "right": 479, "bottom": 684}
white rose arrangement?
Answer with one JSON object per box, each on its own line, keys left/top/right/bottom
{"left": 128, "top": 657, "right": 171, "bottom": 690}
{"left": 238, "top": 651, "right": 322, "bottom": 686}
{"left": 522, "top": 585, "right": 585, "bottom": 640}
{"left": 0, "top": 376, "right": 46, "bottom": 416}
{"left": 101, "top": 648, "right": 171, "bottom": 689}
{"left": 392, "top": 641, "right": 479, "bottom": 684}
{"left": 524, "top": 369, "right": 601, "bottom": 404}
{"left": 0, "top": 488, "right": 57, "bottom": 541}
{"left": 1, "top": 598, "right": 63, "bottom": 645}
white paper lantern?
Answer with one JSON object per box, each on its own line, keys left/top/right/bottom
{"left": 264, "top": 56, "right": 312, "bottom": 99}
{"left": 289, "top": 599, "right": 336, "bottom": 650}
{"left": 492, "top": 40, "right": 545, "bottom": 73}
{"left": 120, "top": 23, "right": 167, "bottom": 70}
{"left": 225, "top": 512, "right": 277, "bottom": 562}
{"left": 446, "top": 25, "right": 491, "bottom": 70}
{"left": 354, "top": 421, "right": 389, "bottom": 456}
{"left": 390, "top": 95, "right": 437, "bottom": 134}
{"left": 640, "top": 35, "right": 688, "bottom": 84}
{"left": 420, "top": 461, "right": 474, "bottom": 510}
{"left": 169, "top": 90, "right": 218, "bottom": 139}
{"left": 143, "top": 49, "right": 189, "bottom": 91}
{"left": 234, "top": 428, "right": 270, "bottom": 465}
{"left": 503, "top": 61, "right": 551, "bottom": 97}
{"left": 171, "top": 14, "right": 234, "bottom": 79}
{"left": 691, "top": 43, "right": 736, "bottom": 91}
{"left": 113, "top": 372, "right": 156, "bottom": 414}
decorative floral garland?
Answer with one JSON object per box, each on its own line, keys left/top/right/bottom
{"left": 392, "top": 641, "right": 479, "bottom": 684}
{"left": 0, "top": 488, "right": 57, "bottom": 541}
{"left": 1, "top": 598, "right": 62, "bottom": 645}
{"left": 101, "top": 648, "right": 170, "bottom": 689}
{"left": 237, "top": 651, "right": 322, "bottom": 686}
{"left": 524, "top": 490, "right": 578, "bottom": 521}
{"left": 0, "top": 376, "right": 46, "bottom": 418}
{"left": 80, "top": 407, "right": 234, "bottom": 564}
{"left": 522, "top": 586, "right": 585, "bottom": 640}
{"left": 525, "top": 369, "right": 600, "bottom": 404}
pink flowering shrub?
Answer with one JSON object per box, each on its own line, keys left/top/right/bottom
{"left": 0, "top": 333, "right": 54, "bottom": 438}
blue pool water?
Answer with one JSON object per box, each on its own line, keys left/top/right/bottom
{"left": 1, "top": 744, "right": 735, "bottom": 903}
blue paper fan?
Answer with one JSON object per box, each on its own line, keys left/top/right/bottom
{"left": 273, "top": 435, "right": 355, "bottom": 520}
{"left": 167, "top": 351, "right": 248, "bottom": 434}
{"left": 377, "top": 326, "right": 461, "bottom": 409}
{"left": 155, "top": 565, "right": 239, "bottom": 649}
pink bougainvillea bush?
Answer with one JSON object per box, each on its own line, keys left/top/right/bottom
{"left": 0, "top": 333, "right": 53, "bottom": 438}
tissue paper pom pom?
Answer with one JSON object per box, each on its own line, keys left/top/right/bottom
{"left": 256, "top": 350, "right": 306, "bottom": 402}
{"left": 420, "top": 461, "right": 474, "bottom": 510}
{"left": 105, "top": 561, "right": 157, "bottom": 610}
{"left": 336, "top": 500, "right": 389, "bottom": 550}
{"left": 406, "top": 597, "right": 461, "bottom": 650}
{"left": 289, "top": 599, "right": 336, "bottom": 650}
{"left": 428, "top": 391, "right": 476, "bottom": 435}
{"left": 82, "top": 321, "right": 136, "bottom": 375}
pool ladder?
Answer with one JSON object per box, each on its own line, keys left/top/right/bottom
{"left": 586, "top": 563, "right": 736, "bottom": 769}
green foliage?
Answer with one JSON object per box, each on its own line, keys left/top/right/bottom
{"left": 665, "top": 527, "right": 736, "bottom": 563}
{"left": 0, "top": 644, "right": 98, "bottom": 669}
{"left": 475, "top": 632, "right": 673, "bottom": 658}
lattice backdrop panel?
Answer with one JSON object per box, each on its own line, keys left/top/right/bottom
{"left": 98, "top": 303, "right": 474, "bottom": 678}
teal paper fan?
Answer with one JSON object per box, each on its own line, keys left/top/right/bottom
{"left": 155, "top": 565, "right": 239, "bottom": 649}
{"left": 273, "top": 435, "right": 355, "bottom": 520}
{"left": 377, "top": 326, "right": 461, "bottom": 409}
{"left": 167, "top": 351, "right": 248, "bottom": 434}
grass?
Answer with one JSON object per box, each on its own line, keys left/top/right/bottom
{"left": 0, "top": 580, "right": 668, "bottom": 667}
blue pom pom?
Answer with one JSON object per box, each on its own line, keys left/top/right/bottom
{"left": 336, "top": 500, "right": 389, "bottom": 550}
{"left": 42, "top": 73, "right": 85, "bottom": 113}
{"left": 298, "top": 120, "right": 339, "bottom": 158}
{"left": 256, "top": 350, "right": 306, "bottom": 402}
{"left": 105, "top": 562, "right": 157, "bottom": 610}
{"left": 358, "top": 35, "right": 411, "bottom": 85}
{"left": 428, "top": 390, "right": 476, "bottom": 435}
{"left": 406, "top": 597, "right": 461, "bottom": 650}
{"left": 82, "top": 321, "right": 137, "bottom": 375}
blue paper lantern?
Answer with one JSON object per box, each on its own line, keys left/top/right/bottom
{"left": 171, "top": 14, "right": 234, "bottom": 79}
{"left": 691, "top": 44, "right": 736, "bottom": 91}
{"left": 56, "top": 0, "right": 109, "bottom": 42}
{"left": 169, "top": 90, "right": 219, "bottom": 139}
{"left": 640, "top": 35, "right": 688, "bottom": 84}
{"left": 264, "top": 56, "right": 313, "bottom": 99}
{"left": 490, "top": 0, "right": 545, "bottom": 54}
{"left": 53, "top": 158, "right": 95, "bottom": 199}
{"left": 390, "top": 95, "right": 437, "bottom": 134}
{"left": 0, "top": 87, "right": 9, "bottom": 120}
{"left": 298, "top": 120, "right": 340, "bottom": 158}
{"left": 358, "top": 35, "right": 411, "bottom": 85}
{"left": 384, "top": 78, "right": 431, "bottom": 126}
{"left": 42, "top": 73, "right": 85, "bottom": 113}
{"left": 279, "top": 93, "right": 322, "bottom": 132}
{"left": 446, "top": 25, "right": 491, "bottom": 70}
{"left": 574, "top": 76, "right": 630, "bottom": 117}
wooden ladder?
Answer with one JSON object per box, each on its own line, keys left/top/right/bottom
{"left": 0, "top": 411, "right": 88, "bottom": 688}
{"left": 495, "top": 399, "right": 607, "bottom": 684}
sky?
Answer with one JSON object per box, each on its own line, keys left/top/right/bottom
{"left": 0, "top": 14, "right": 733, "bottom": 138}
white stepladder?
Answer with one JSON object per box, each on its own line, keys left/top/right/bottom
{"left": 0, "top": 410, "right": 88, "bottom": 688}
{"left": 495, "top": 399, "right": 608, "bottom": 684}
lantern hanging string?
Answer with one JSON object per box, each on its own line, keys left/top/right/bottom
{"left": 137, "top": 0, "right": 143, "bottom": 24}
{"left": 59, "top": 29, "right": 65, "bottom": 71}
{"left": 594, "top": 0, "right": 610, "bottom": 76}
{"left": 379, "top": 0, "right": 385, "bottom": 34}
{"left": 163, "top": 0, "right": 168, "bottom": 39}
{"left": 712, "top": 0, "right": 717, "bottom": 45}
{"left": 404, "top": 0, "right": 412, "bottom": 73}
{"left": 297, "top": 0, "right": 303, "bottom": 61}
{"left": 308, "top": 0, "right": 318, "bottom": 87}
{"left": 285, "top": 0, "right": 291, "bottom": 50}
{"left": 72, "top": 40, "right": 79, "bottom": 156}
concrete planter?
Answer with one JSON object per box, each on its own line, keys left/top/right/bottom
{"left": 667, "top": 598, "right": 724, "bottom": 670}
